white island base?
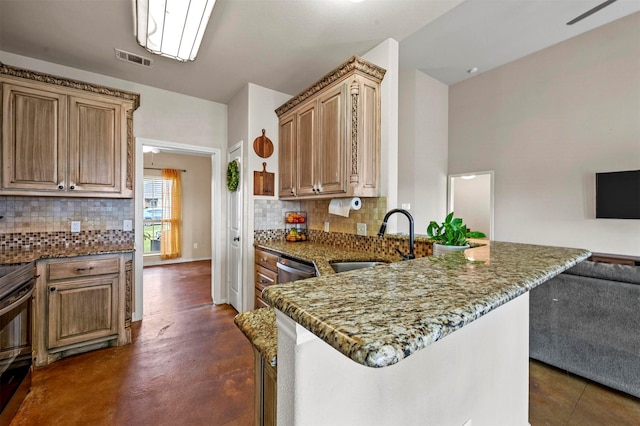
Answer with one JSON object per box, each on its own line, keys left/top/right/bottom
{"left": 275, "top": 293, "right": 530, "bottom": 426}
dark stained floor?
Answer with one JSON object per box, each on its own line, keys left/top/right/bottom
{"left": 10, "top": 260, "right": 640, "bottom": 425}
{"left": 11, "top": 260, "right": 254, "bottom": 426}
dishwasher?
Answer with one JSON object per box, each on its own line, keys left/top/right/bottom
{"left": 276, "top": 256, "right": 316, "bottom": 283}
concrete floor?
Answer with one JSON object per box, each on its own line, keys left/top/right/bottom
{"left": 11, "top": 260, "right": 254, "bottom": 425}
{"left": 10, "top": 260, "right": 639, "bottom": 425}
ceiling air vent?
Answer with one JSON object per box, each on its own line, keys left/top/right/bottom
{"left": 115, "top": 49, "right": 153, "bottom": 68}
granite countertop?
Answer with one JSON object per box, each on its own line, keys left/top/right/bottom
{"left": 255, "top": 240, "right": 398, "bottom": 276}
{"left": 0, "top": 243, "right": 134, "bottom": 265}
{"left": 262, "top": 241, "right": 590, "bottom": 368}
{"left": 234, "top": 307, "right": 277, "bottom": 367}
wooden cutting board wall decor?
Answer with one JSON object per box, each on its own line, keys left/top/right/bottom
{"left": 253, "top": 129, "right": 274, "bottom": 158}
{"left": 254, "top": 162, "right": 275, "bottom": 196}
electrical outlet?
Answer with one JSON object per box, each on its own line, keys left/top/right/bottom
{"left": 123, "top": 219, "right": 133, "bottom": 231}
{"left": 193, "top": 243, "right": 198, "bottom": 249}
{"left": 324, "top": 221, "right": 330, "bottom": 232}
{"left": 71, "top": 221, "right": 81, "bottom": 233}
{"left": 401, "top": 203, "right": 411, "bottom": 210}
{"left": 356, "top": 222, "right": 367, "bottom": 236}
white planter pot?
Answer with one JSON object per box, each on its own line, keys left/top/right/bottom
{"left": 433, "top": 243, "right": 470, "bottom": 256}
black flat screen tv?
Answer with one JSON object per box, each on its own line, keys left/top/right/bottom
{"left": 595, "top": 170, "right": 640, "bottom": 219}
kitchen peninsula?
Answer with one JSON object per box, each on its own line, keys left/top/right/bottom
{"left": 255, "top": 240, "right": 589, "bottom": 425}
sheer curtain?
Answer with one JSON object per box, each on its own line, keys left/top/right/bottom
{"left": 161, "top": 168, "right": 182, "bottom": 260}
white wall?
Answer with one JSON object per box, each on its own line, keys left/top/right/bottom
{"left": 227, "top": 83, "right": 291, "bottom": 312}
{"left": 398, "top": 69, "right": 449, "bottom": 235}
{"left": 448, "top": 13, "right": 640, "bottom": 256}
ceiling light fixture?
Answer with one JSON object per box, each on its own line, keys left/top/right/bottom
{"left": 134, "top": 0, "right": 216, "bottom": 62}
{"left": 143, "top": 146, "right": 161, "bottom": 154}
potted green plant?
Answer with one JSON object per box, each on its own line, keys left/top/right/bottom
{"left": 426, "top": 212, "right": 486, "bottom": 255}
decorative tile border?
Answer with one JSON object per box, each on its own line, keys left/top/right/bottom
{"left": 254, "top": 229, "right": 432, "bottom": 258}
{"left": 0, "top": 230, "right": 134, "bottom": 251}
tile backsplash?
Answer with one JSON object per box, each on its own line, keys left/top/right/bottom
{"left": 254, "top": 199, "right": 301, "bottom": 231}
{"left": 0, "top": 196, "right": 135, "bottom": 249}
{"left": 254, "top": 197, "right": 387, "bottom": 237}
{"left": 0, "top": 196, "right": 134, "bottom": 233}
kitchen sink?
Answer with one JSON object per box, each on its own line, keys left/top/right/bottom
{"left": 329, "top": 261, "right": 387, "bottom": 273}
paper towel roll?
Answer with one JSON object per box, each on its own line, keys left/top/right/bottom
{"left": 328, "top": 197, "right": 362, "bottom": 217}
{"left": 350, "top": 197, "right": 362, "bottom": 210}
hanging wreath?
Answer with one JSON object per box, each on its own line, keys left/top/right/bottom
{"left": 226, "top": 160, "right": 240, "bottom": 192}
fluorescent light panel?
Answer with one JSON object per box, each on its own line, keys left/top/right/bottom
{"left": 135, "top": 0, "right": 216, "bottom": 62}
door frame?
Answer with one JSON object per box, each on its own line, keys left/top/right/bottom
{"left": 133, "top": 138, "right": 222, "bottom": 321}
{"left": 447, "top": 171, "right": 495, "bottom": 241}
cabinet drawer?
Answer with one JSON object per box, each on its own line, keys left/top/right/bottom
{"left": 255, "top": 290, "right": 270, "bottom": 309}
{"left": 255, "top": 265, "right": 277, "bottom": 292}
{"left": 255, "top": 249, "right": 278, "bottom": 271}
{"left": 48, "top": 257, "right": 120, "bottom": 281}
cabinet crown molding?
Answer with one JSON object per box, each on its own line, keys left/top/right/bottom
{"left": 275, "top": 55, "right": 386, "bottom": 118}
{"left": 0, "top": 62, "right": 140, "bottom": 109}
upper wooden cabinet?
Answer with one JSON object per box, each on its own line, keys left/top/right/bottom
{"left": 276, "top": 56, "right": 385, "bottom": 199}
{"left": 0, "top": 64, "right": 140, "bottom": 198}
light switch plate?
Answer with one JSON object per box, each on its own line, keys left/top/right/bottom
{"left": 401, "top": 203, "right": 411, "bottom": 210}
{"left": 324, "top": 221, "right": 330, "bottom": 232}
{"left": 71, "top": 221, "right": 81, "bottom": 233}
{"left": 356, "top": 222, "right": 367, "bottom": 236}
{"left": 123, "top": 219, "right": 133, "bottom": 231}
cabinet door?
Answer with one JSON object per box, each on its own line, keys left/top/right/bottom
{"left": 68, "top": 96, "right": 121, "bottom": 193}
{"left": 1, "top": 82, "right": 67, "bottom": 191}
{"left": 317, "top": 84, "right": 346, "bottom": 195}
{"left": 295, "top": 101, "right": 317, "bottom": 196}
{"left": 48, "top": 276, "right": 119, "bottom": 349}
{"left": 278, "top": 112, "right": 296, "bottom": 197}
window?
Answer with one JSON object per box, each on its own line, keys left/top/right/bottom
{"left": 143, "top": 170, "right": 182, "bottom": 259}
{"left": 143, "top": 177, "right": 164, "bottom": 254}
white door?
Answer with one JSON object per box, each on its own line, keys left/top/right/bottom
{"left": 227, "top": 144, "right": 243, "bottom": 311}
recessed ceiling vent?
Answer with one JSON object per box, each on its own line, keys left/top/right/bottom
{"left": 115, "top": 49, "right": 153, "bottom": 68}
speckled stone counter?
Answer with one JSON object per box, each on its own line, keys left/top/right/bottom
{"left": 0, "top": 243, "right": 134, "bottom": 264}
{"left": 262, "top": 241, "right": 590, "bottom": 368}
{"left": 255, "top": 240, "right": 398, "bottom": 276}
{"left": 234, "top": 307, "right": 277, "bottom": 366}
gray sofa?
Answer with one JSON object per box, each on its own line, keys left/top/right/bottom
{"left": 530, "top": 260, "right": 640, "bottom": 398}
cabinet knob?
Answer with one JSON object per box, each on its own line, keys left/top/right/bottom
{"left": 69, "top": 184, "right": 76, "bottom": 190}
{"left": 50, "top": 287, "right": 56, "bottom": 292}
{"left": 57, "top": 184, "right": 64, "bottom": 190}
{"left": 233, "top": 237, "right": 240, "bottom": 242}
{"left": 76, "top": 267, "right": 94, "bottom": 272}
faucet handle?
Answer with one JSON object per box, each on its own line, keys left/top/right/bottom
{"left": 395, "top": 247, "right": 415, "bottom": 261}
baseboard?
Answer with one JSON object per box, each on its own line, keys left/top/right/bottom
{"left": 143, "top": 256, "right": 212, "bottom": 267}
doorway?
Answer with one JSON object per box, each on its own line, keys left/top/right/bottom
{"left": 134, "top": 138, "right": 222, "bottom": 321}
{"left": 448, "top": 171, "right": 494, "bottom": 240}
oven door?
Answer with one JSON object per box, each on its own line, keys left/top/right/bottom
{"left": 0, "top": 277, "right": 35, "bottom": 423}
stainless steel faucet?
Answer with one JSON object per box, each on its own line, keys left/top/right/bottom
{"left": 377, "top": 208, "right": 415, "bottom": 260}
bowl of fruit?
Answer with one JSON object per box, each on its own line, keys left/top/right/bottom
{"left": 285, "top": 228, "right": 307, "bottom": 242}
{"left": 286, "top": 212, "right": 306, "bottom": 224}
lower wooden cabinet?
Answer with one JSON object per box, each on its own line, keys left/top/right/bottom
{"left": 254, "top": 349, "right": 277, "bottom": 426}
{"left": 255, "top": 248, "right": 278, "bottom": 309}
{"left": 34, "top": 252, "right": 133, "bottom": 366}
